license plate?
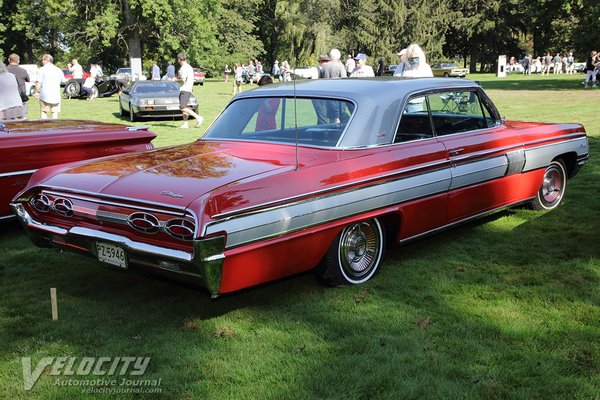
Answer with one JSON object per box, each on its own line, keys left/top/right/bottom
{"left": 96, "top": 242, "right": 127, "bottom": 268}
{"left": 167, "top": 105, "right": 180, "bottom": 110}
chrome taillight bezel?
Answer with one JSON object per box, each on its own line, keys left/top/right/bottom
{"left": 30, "top": 194, "right": 51, "bottom": 213}
{"left": 164, "top": 218, "right": 196, "bottom": 241}
{"left": 127, "top": 212, "right": 161, "bottom": 234}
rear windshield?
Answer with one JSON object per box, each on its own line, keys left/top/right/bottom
{"left": 133, "top": 82, "right": 180, "bottom": 93}
{"left": 203, "top": 97, "right": 355, "bottom": 147}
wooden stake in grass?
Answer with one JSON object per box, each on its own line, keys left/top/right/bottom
{"left": 50, "top": 288, "right": 58, "bottom": 320}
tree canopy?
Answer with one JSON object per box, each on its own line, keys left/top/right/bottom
{"left": 1, "top": 0, "right": 597, "bottom": 75}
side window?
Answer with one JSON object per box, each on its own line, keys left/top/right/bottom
{"left": 427, "top": 91, "right": 488, "bottom": 136}
{"left": 394, "top": 95, "right": 433, "bottom": 143}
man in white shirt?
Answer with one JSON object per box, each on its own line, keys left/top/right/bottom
{"left": 350, "top": 53, "right": 375, "bottom": 77}
{"left": 35, "top": 54, "right": 66, "bottom": 119}
{"left": 68, "top": 59, "right": 83, "bottom": 79}
{"left": 177, "top": 52, "right": 203, "bottom": 129}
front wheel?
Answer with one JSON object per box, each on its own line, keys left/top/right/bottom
{"left": 129, "top": 104, "right": 137, "bottom": 122}
{"left": 315, "top": 218, "right": 384, "bottom": 286}
{"left": 531, "top": 160, "right": 567, "bottom": 210}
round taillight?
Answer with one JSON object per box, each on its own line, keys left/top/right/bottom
{"left": 30, "top": 194, "right": 51, "bottom": 213}
{"left": 165, "top": 218, "right": 196, "bottom": 241}
{"left": 52, "top": 197, "right": 74, "bottom": 217}
{"left": 127, "top": 212, "right": 161, "bottom": 234}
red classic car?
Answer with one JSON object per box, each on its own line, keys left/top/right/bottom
{"left": 1, "top": 120, "right": 156, "bottom": 221}
{"left": 11, "top": 79, "right": 589, "bottom": 296}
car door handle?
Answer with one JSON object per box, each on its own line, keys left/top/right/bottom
{"left": 448, "top": 148, "right": 464, "bottom": 156}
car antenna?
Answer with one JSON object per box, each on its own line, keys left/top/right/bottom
{"left": 292, "top": 59, "right": 299, "bottom": 171}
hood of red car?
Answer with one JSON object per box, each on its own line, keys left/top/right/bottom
{"left": 34, "top": 141, "right": 295, "bottom": 208}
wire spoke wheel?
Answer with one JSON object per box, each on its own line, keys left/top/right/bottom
{"left": 339, "top": 221, "right": 380, "bottom": 280}
{"left": 315, "top": 218, "right": 384, "bottom": 286}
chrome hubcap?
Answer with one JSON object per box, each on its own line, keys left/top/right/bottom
{"left": 340, "top": 221, "right": 381, "bottom": 278}
{"left": 541, "top": 166, "right": 563, "bottom": 204}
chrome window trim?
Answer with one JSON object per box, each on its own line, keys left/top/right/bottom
{"left": 391, "top": 87, "right": 501, "bottom": 145}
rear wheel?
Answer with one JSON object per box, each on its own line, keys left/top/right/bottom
{"left": 531, "top": 160, "right": 567, "bottom": 210}
{"left": 315, "top": 218, "right": 384, "bottom": 286}
{"left": 64, "top": 81, "right": 80, "bottom": 98}
{"left": 443, "top": 72, "right": 449, "bottom": 77}
{"left": 129, "top": 103, "right": 137, "bottom": 122}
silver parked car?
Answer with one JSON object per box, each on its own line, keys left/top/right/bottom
{"left": 118, "top": 80, "right": 197, "bottom": 122}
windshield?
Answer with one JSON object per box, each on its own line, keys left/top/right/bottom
{"left": 204, "top": 97, "right": 355, "bottom": 147}
{"left": 133, "top": 82, "right": 180, "bottom": 93}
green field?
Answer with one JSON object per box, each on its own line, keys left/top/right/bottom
{"left": 1, "top": 74, "right": 599, "bottom": 399}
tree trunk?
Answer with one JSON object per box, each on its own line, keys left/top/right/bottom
{"left": 121, "top": 0, "right": 142, "bottom": 76}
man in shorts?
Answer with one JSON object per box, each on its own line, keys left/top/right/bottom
{"left": 35, "top": 54, "right": 65, "bottom": 119}
{"left": 177, "top": 52, "right": 203, "bottom": 129}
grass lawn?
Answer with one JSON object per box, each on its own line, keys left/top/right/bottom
{"left": 1, "top": 73, "right": 598, "bottom": 399}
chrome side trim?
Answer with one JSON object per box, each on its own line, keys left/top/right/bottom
{"left": 0, "top": 169, "right": 37, "bottom": 178}
{"left": 523, "top": 137, "right": 589, "bottom": 172}
{"left": 0, "top": 214, "right": 16, "bottom": 221}
{"left": 506, "top": 148, "right": 526, "bottom": 175}
{"left": 204, "top": 168, "right": 452, "bottom": 248}
{"left": 211, "top": 158, "right": 451, "bottom": 219}
{"left": 449, "top": 156, "right": 508, "bottom": 190}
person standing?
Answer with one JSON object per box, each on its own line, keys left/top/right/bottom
{"left": 322, "top": 49, "right": 347, "bottom": 78}
{"left": 522, "top": 54, "right": 531, "bottom": 75}
{"left": 35, "top": 54, "right": 65, "bottom": 119}
{"left": 224, "top": 64, "right": 231, "bottom": 83}
{"left": 151, "top": 61, "right": 161, "bottom": 80}
{"left": 6, "top": 53, "right": 30, "bottom": 119}
{"left": 584, "top": 51, "right": 598, "bottom": 89}
{"left": 350, "top": 53, "right": 375, "bottom": 77}
{"left": 272, "top": 60, "right": 281, "bottom": 82}
{"left": 566, "top": 52, "right": 574, "bottom": 74}
{"left": 543, "top": 51, "right": 552, "bottom": 75}
{"left": 393, "top": 48, "right": 408, "bottom": 77}
{"left": 255, "top": 75, "right": 280, "bottom": 131}
{"left": 553, "top": 53, "right": 561, "bottom": 74}
{"left": 232, "top": 63, "right": 243, "bottom": 95}
{"left": 400, "top": 44, "right": 433, "bottom": 78}
{"left": 0, "top": 61, "right": 24, "bottom": 120}
{"left": 166, "top": 62, "right": 176, "bottom": 80}
{"left": 281, "top": 60, "right": 291, "bottom": 81}
{"left": 68, "top": 59, "right": 83, "bottom": 79}
{"left": 176, "top": 52, "right": 203, "bottom": 128}
{"left": 248, "top": 61, "right": 256, "bottom": 84}
{"left": 345, "top": 55, "right": 355, "bottom": 76}
{"left": 313, "top": 54, "right": 330, "bottom": 124}
{"left": 376, "top": 56, "right": 384, "bottom": 76}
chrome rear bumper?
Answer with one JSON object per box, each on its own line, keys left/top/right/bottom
{"left": 11, "top": 202, "right": 225, "bottom": 297}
